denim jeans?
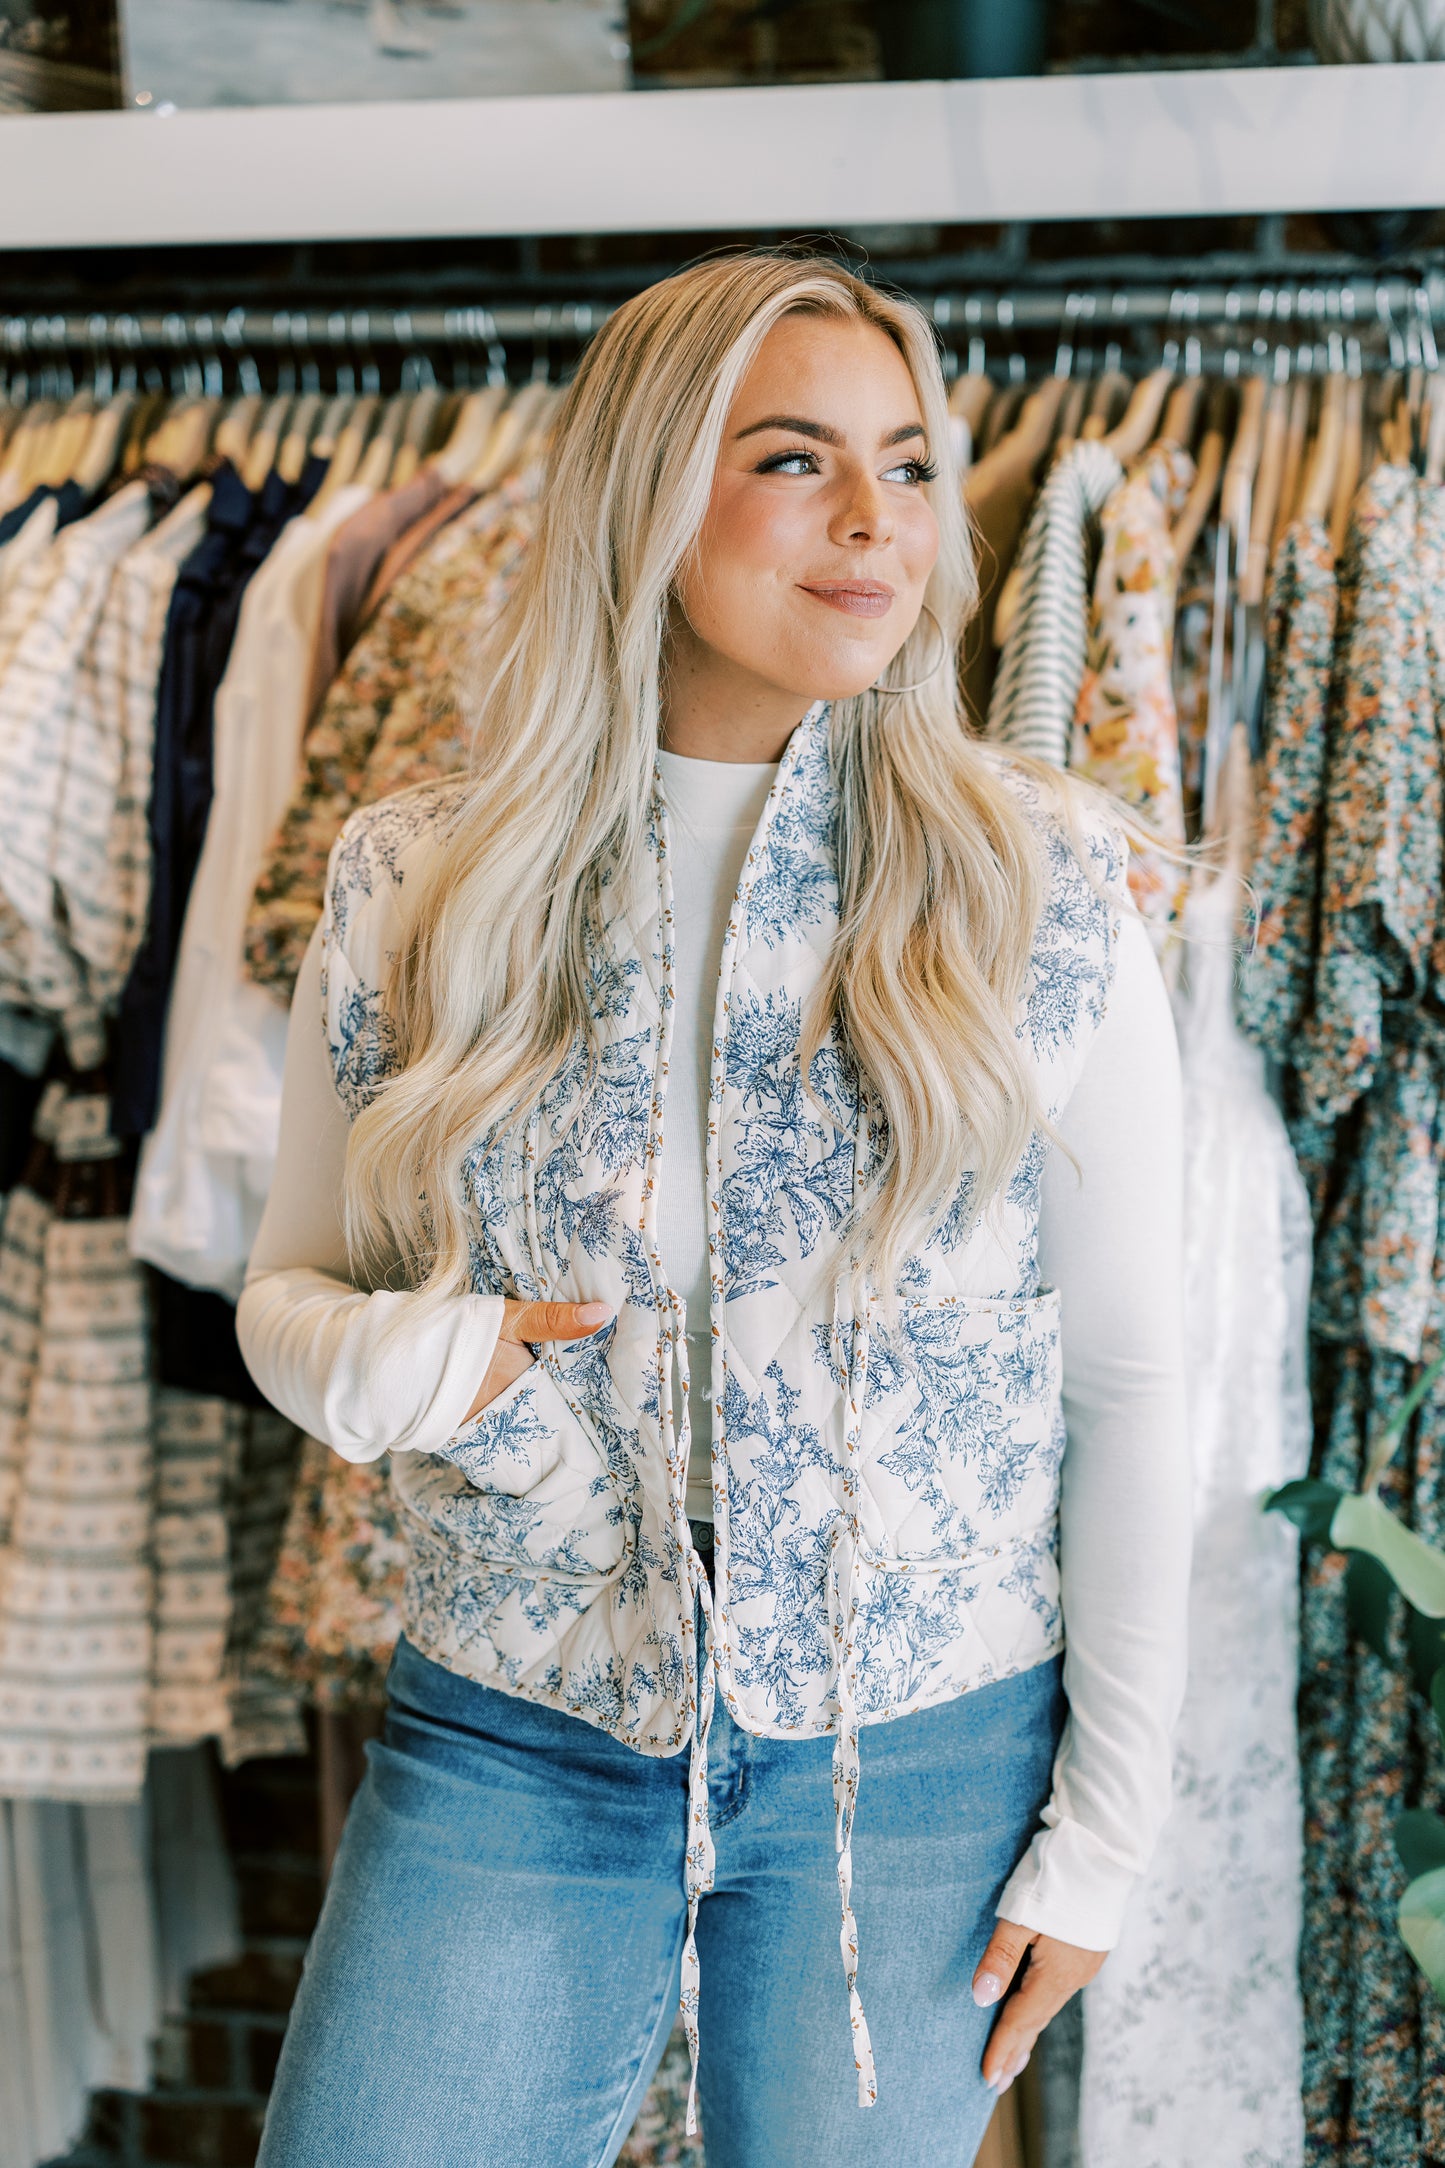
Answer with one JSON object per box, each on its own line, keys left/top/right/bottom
{"left": 259, "top": 1634, "right": 1066, "bottom": 2168}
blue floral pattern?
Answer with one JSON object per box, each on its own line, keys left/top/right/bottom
{"left": 319, "top": 710, "right": 1126, "bottom": 1759}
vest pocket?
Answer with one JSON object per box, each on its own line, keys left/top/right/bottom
{"left": 395, "top": 1362, "right": 626, "bottom": 1579}
{"left": 857, "top": 1287, "right": 1064, "bottom": 1565}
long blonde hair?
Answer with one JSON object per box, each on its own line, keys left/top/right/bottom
{"left": 345, "top": 251, "right": 1052, "bottom": 1301}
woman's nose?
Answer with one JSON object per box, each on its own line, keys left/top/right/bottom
{"left": 829, "top": 468, "right": 894, "bottom": 547}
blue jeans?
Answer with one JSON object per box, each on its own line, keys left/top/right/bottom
{"left": 259, "top": 1635, "right": 1066, "bottom": 2168}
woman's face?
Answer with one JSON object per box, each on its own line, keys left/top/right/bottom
{"left": 672, "top": 312, "right": 942, "bottom": 710}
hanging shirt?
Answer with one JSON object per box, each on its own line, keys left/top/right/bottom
{"left": 242, "top": 474, "right": 538, "bottom": 1003}
{"left": 110, "top": 456, "right": 327, "bottom": 1142}
{"left": 987, "top": 440, "right": 1124, "bottom": 765}
{"left": 0, "top": 481, "right": 154, "bottom": 1063}
{"left": 129, "top": 483, "right": 374, "bottom": 1299}
{"left": 1071, "top": 441, "right": 1194, "bottom": 935}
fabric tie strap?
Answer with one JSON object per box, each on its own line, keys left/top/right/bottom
{"left": 668, "top": 1295, "right": 717, "bottom": 2138}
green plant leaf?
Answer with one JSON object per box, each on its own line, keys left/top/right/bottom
{"left": 1381, "top": 1351, "right": 1445, "bottom": 1448}
{"left": 1331, "top": 1492, "right": 1445, "bottom": 1618}
{"left": 1347, "top": 1551, "right": 1397, "bottom": 1659}
{"left": 1399, "top": 1864, "right": 1445, "bottom": 2000}
{"left": 1396, "top": 1810, "right": 1445, "bottom": 1881}
{"left": 1406, "top": 1611, "right": 1445, "bottom": 1700}
{"left": 1432, "top": 1668, "right": 1445, "bottom": 1749}
{"left": 1265, "top": 1477, "right": 1343, "bottom": 1542}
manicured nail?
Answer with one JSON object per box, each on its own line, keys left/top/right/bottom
{"left": 973, "top": 1972, "right": 1003, "bottom": 2007}
{"left": 988, "top": 2072, "right": 1013, "bottom": 2095}
{"left": 577, "top": 1303, "right": 613, "bottom": 1325}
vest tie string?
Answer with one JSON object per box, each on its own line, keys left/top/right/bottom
{"left": 826, "top": 1297, "right": 878, "bottom": 2110}
{"left": 668, "top": 1294, "right": 716, "bottom": 2138}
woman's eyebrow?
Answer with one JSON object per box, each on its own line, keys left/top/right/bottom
{"left": 732, "top": 416, "right": 928, "bottom": 448}
{"left": 734, "top": 414, "right": 842, "bottom": 445}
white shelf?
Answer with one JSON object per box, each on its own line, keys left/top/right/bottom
{"left": 4, "top": 62, "right": 1445, "bottom": 250}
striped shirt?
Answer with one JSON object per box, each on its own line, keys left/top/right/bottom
{"left": 986, "top": 440, "right": 1124, "bottom": 766}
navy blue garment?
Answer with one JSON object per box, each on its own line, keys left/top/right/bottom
{"left": 0, "top": 478, "right": 89, "bottom": 545}
{"left": 109, "top": 454, "right": 327, "bottom": 1141}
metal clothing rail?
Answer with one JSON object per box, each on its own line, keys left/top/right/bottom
{"left": 5, "top": 274, "right": 1445, "bottom": 390}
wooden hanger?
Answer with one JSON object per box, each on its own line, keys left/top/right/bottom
{"left": 310, "top": 394, "right": 379, "bottom": 511}
{"left": 355, "top": 392, "right": 411, "bottom": 491}
{"left": 1170, "top": 380, "right": 1232, "bottom": 570}
{"left": 1103, "top": 365, "right": 1174, "bottom": 462}
{"left": 388, "top": 384, "right": 446, "bottom": 490}
{"left": 307, "top": 391, "right": 356, "bottom": 467}
{"left": 1242, "top": 378, "right": 1291, "bottom": 607}
{"left": 1425, "top": 373, "right": 1445, "bottom": 485}
{"left": 1329, "top": 374, "right": 1365, "bottom": 555}
{"left": 977, "top": 377, "right": 1075, "bottom": 653}
{"left": 1220, "top": 372, "right": 1268, "bottom": 549}
{"left": 1273, "top": 374, "right": 1314, "bottom": 544}
{"left": 979, "top": 381, "right": 1026, "bottom": 456}
{"left": 1051, "top": 374, "right": 1091, "bottom": 459}
{"left": 468, "top": 379, "right": 552, "bottom": 491}
{"left": 74, "top": 389, "right": 138, "bottom": 495}
{"left": 432, "top": 381, "right": 508, "bottom": 485}
{"left": 276, "top": 392, "right": 325, "bottom": 486}
{"left": 1079, "top": 367, "right": 1130, "bottom": 441}
{"left": 213, "top": 390, "right": 263, "bottom": 467}
{"left": 1300, "top": 372, "right": 1345, "bottom": 526}
{"left": 240, "top": 394, "right": 294, "bottom": 490}
{"left": 1160, "top": 374, "right": 1207, "bottom": 454}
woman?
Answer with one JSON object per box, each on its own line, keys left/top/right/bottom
{"left": 239, "top": 251, "right": 1189, "bottom": 2168}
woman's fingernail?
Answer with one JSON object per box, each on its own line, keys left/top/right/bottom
{"left": 989, "top": 2072, "right": 1014, "bottom": 2095}
{"left": 577, "top": 1303, "right": 613, "bottom": 1325}
{"left": 973, "top": 1972, "right": 1003, "bottom": 2007}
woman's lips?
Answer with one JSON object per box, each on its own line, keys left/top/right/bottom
{"left": 798, "top": 582, "right": 895, "bottom": 619}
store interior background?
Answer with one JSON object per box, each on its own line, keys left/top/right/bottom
{"left": 1, "top": 3, "right": 1443, "bottom": 2166}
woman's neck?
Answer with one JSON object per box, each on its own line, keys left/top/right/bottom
{"left": 661, "top": 624, "right": 813, "bottom": 763}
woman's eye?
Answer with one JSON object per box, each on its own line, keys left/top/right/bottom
{"left": 884, "top": 457, "right": 940, "bottom": 485}
{"left": 757, "top": 448, "right": 821, "bottom": 476}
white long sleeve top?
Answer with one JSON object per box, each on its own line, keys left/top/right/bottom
{"left": 237, "top": 751, "right": 1190, "bottom": 1951}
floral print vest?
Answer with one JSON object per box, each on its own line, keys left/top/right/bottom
{"left": 320, "top": 706, "right": 1126, "bottom": 2117}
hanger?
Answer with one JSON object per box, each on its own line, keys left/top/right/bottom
{"left": 1079, "top": 363, "right": 1130, "bottom": 441}
{"left": 467, "top": 377, "right": 551, "bottom": 491}
{"left": 389, "top": 383, "right": 445, "bottom": 489}
{"left": 1329, "top": 368, "right": 1365, "bottom": 554}
{"left": 1103, "top": 364, "right": 1174, "bottom": 462}
{"left": 433, "top": 380, "right": 508, "bottom": 484}
{"left": 355, "top": 391, "right": 411, "bottom": 490}
{"left": 310, "top": 393, "right": 379, "bottom": 511}
{"left": 1170, "top": 380, "right": 1233, "bottom": 569}
{"left": 1425, "top": 369, "right": 1445, "bottom": 485}
{"left": 1272, "top": 370, "right": 1314, "bottom": 542}
{"left": 976, "top": 375, "right": 1073, "bottom": 652}
{"left": 74, "top": 388, "right": 138, "bottom": 495}
{"left": 1300, "top": 371, "right": 1346, "bottom": 525}
{"left": 276, "top": 391, "right": 325, "bottom": 485}
{"left": 1161, "top": 374, "right": 1206, "bottom": 453}
{"left": 213, "top": 390, "right": 263, "bottom": 467}
{"left": 1241, "top": 364, "right": 1292, "bottom": 607}
{"left": 240, "top": 393, "right": 293, "bottom": 490}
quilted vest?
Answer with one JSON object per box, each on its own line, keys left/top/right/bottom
{"left": 321, "top": 705, "right": 1126, "bottom": 2117}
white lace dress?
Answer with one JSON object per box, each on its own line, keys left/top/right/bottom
{"left": 1077, "top": 862, "right": 1311, "bottom": 2168}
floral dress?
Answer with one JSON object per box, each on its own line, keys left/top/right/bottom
{"left": 1238, "top": 465, "right": 1445, "bottom": 2168}
{"left": 1070, "top": 441, "right": 1194, "bottom": 933}
{"left": 242, "top": 475, "right": 538, "bottom": 1002}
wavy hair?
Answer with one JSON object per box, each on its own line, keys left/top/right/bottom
{"left": 344, "top": 250, "right": 1057, "bottom": 1301}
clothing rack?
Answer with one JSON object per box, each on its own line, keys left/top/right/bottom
{"left": 5, "top": 272, "right": 1445, "bottom": 396}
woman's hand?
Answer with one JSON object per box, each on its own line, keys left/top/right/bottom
{"left": 462, "top": 1299, "right": 614, "bottom": 1423}
{"left": 971, "top": 1920, "right": 1106, "bottom": 2094}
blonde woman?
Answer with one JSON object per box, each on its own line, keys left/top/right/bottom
{"left": 240, "top": 252, "right": 1189, "bottom": 2168}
